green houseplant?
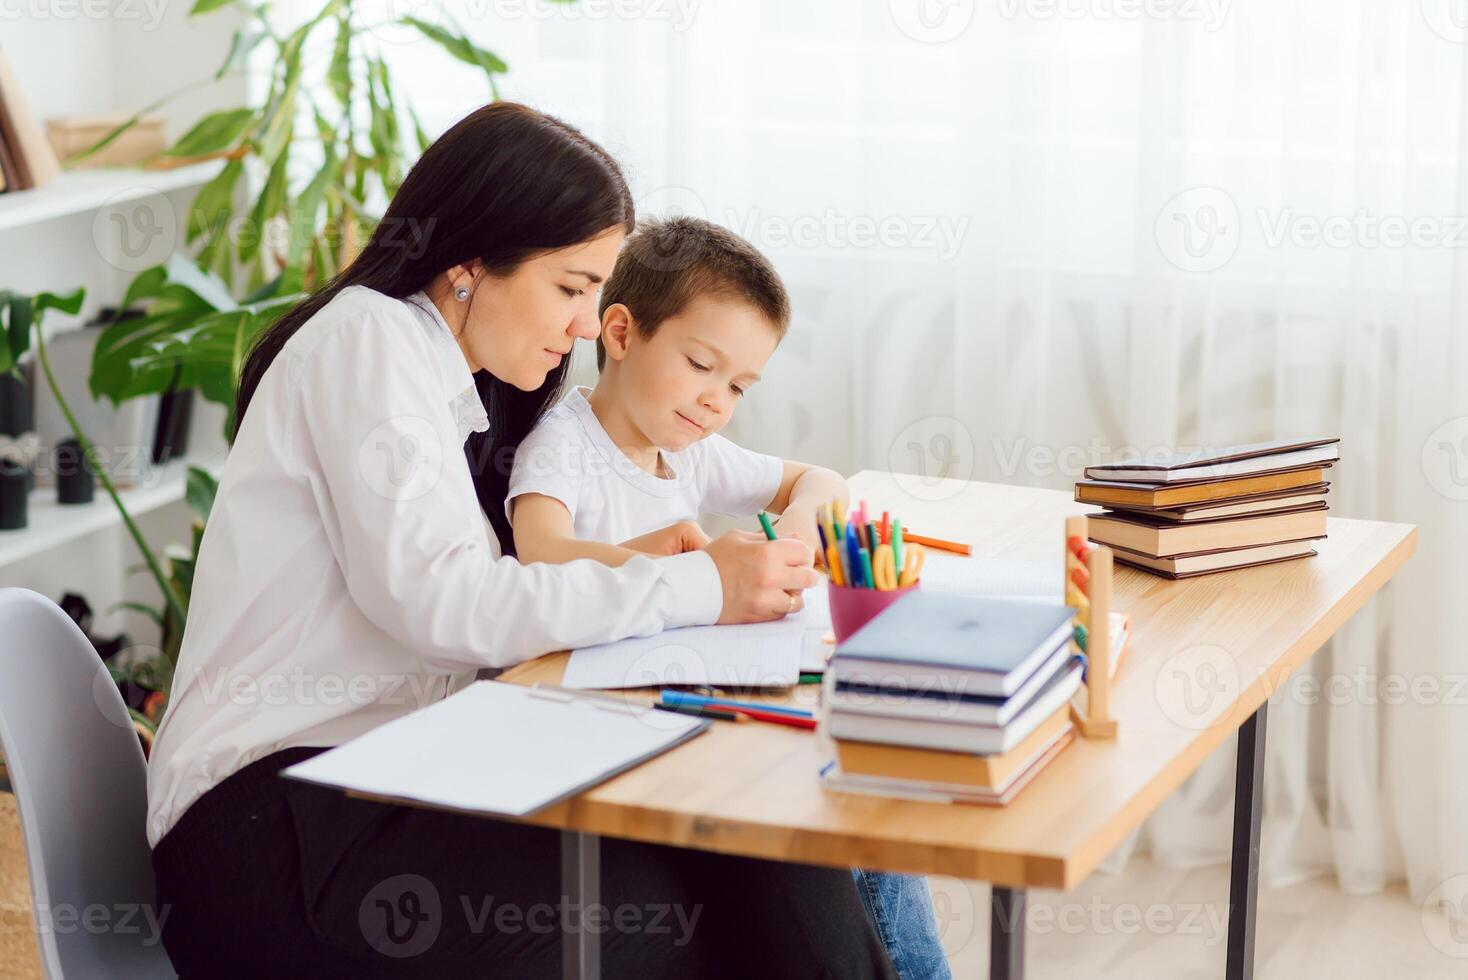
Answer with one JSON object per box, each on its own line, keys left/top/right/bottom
{"left": 79, "top": 0, "right": 520, "bottom": 294}
{"left": 48, "top": 0, "right": 537, "bottom": 737}
{"left": 0, "top": 289, "right": 205, "bottom": 734}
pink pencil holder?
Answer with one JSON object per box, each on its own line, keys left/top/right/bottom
{"left": 827, "top": 580, "right": 919, "bottom": 645}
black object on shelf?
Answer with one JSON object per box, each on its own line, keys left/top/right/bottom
{"left": 0, "top": 368, "right": 29, "bottom": 438}
{"left": 152, "top": 384, "right": 193, "bottom": 465}
{"left": 55, "top": 436, "right": 94, "bottom": 504}
{"left": 0, "top": 457, "right": 27, "bottom": 529}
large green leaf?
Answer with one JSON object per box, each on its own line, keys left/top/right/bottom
{"left": 328, "top": 14, "right": 352, "bottom": 106}
{"left": 215, "top": 27, "right": 268, "bottom": 80}
{"left": 256, "top": 74, "right": 299, "bottom": 165}
{"left": 161, "top": 252, "right": 236, "bottom": 312}
{"left": 184, "top": 465, "right": 218, "bottom": 523}
{"left": 35, "top": 289, "right": 85, "bottom": 318}
{"left": 186, "top": 159, "right": 243, "bottom": 244}
{"left": 0, "top": 287, "right": 85, "bottom": 376}
{"left": 90, "top": 301, "right": 292, "bottom": 408}
{"left": 287, "top": 146, "right": 339, "bottom": 272}
{"left": 241, "top": 153, "right": 288, "bottom": 265}
{"left": 90, "top": 257, "right": 241, "bottom": 405}
{"left": 401, "top": 18, "right": 509, "bottom": 79}
{"left": 166, "top": 108, "right": 255, "bottom": 158}
{"left": 121, "top": 266, "right": 170, "bottom": 309}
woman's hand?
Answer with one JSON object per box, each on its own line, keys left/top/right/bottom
{"left": 704, "top": 530, "right": 819, "bottom": 624}
{"left": 619, "top": 520, "right": 711, "bottom": 557}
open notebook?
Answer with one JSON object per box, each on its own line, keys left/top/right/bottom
{"left": 562, "top": 553, "right": 1084, "bottom": 688}
{"left": 562, "top": 583, "right": 833, "bottom": 689}
{"left": 283, "top": 681, "right": 709, "bottom": 818}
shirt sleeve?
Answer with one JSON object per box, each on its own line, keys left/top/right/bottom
{"left": 505, "top": 413, "right": 582, "bottom": 526}
{"left": 290, "top": 313, "right": 723, "bottom": 673}
{"left": 696, "top": 433, "right": 786, "bottom": 517}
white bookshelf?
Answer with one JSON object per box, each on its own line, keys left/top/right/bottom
{"left": 0, "top": 455, "right": 224, "bottom": 571}
{"left": 0, "top": 161, "right": 222, "bottom": 233}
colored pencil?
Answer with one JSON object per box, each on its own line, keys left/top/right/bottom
{"left": 721, "top": 706, "right": 819, "bottom": 730}
{"left": 900, "top": 531, "right": 972, "bottom": 556}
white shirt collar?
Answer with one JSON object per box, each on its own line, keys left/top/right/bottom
{"left": 563, "top": 386, "right": 688, "bottom": 495}
{"left": 408, "top": 291, "right": 490, "bottom": 443}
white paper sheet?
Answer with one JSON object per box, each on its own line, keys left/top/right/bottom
{"left": 563, "top": 584, "right": 831, "bottom": 689}
{"left": 917, "top": 553, "right": 1062, "bottom": 600}
{"left": 283, "top": 681, "right": 707, "bottom": 818}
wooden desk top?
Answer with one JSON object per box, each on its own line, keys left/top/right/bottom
{"left": 499, "top": 470, "right": 1416, "bottom": 890}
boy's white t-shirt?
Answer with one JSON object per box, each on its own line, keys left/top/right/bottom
{"left": 507, "top": 386, "right": 784, "bottom": 544}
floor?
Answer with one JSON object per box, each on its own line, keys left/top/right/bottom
{"left": 930, "top": 858, "right": 1462, "bottom": 979}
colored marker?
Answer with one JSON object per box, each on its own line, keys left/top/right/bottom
{"left": 654, "top": 702, "right": 743, "bottom": 723}
{"left": 721, "top": 706, "right": 819, "bottom": 730}
{"left": 659, "top": 690, "right": 815, "bottom": 718}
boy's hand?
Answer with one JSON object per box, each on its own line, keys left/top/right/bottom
{"left": 619, "top": 520, "right": 711, "bottom": 557}
{"left": 773, "top": 506, "right": 823, "bottom": 566}
{"left": 705, "top": 531, "right": 819, "bottom": 624}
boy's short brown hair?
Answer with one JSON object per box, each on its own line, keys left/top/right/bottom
{"left": 595, "top": 216, "right": 790, "bottom": 370}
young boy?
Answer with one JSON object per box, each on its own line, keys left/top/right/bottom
{"left": 507, "top": 218, "right": 951, "bottom": 980}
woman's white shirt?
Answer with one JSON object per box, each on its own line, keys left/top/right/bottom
{"left": 145, "top": 286, "right": 723, "bottom": 847}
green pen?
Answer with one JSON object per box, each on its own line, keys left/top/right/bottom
{"left": 757, "top": 510, "right": 778, "bottom": 541}
{"left": 859, "top": 547, "right": 874, "bottom": 590}
{"left": 892, "top": 519, "right": 904, "bottom": 571}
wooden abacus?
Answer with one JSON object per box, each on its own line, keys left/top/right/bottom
{"left": 1064, "top": 515, "right": 1119, "bottom": 739}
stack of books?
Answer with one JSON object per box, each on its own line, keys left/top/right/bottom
{"left": 821, "top": 591, "right": 1086, "bottom": 805}
{"left": 1076, "top": 437, "right": 1339, "bottom": 578}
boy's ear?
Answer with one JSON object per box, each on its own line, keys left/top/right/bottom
{"left": 601, "top": 303, "right": 636, "bottom": 363}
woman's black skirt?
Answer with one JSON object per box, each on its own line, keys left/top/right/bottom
{"left": 151, "top": 747, "right": 897, "bottom": 979}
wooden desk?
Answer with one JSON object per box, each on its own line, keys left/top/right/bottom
{"left": 501, "top": 470, "right": 1416, "bottom": 980}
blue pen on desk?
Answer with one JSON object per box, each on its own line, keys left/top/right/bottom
{"left": 660, "top": 690, "right": 815, "bottom": 718}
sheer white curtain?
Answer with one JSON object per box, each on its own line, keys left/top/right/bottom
{"left": 387, "top": 0, "right": 1468, "bottom": 907}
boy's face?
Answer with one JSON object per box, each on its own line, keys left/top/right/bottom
{"left": 611, "top": 295, "right": 780, "bottom": 451}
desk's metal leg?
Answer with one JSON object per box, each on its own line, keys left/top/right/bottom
{"left": 990, "top": 886, "right": 1026, "bottom": 980}
{"left": 561, "top": 830, "right": 600, "bottom": 980}
{"left": 1226, "top": 704, "right": 1267, "bottom": 980}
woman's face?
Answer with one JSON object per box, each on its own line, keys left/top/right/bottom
{"left": 444, "top": 227, "right": 626, "bottom": 390}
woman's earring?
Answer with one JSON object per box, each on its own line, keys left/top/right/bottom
{"left": 454, "top": 285, "right": 471, "bottom": 302}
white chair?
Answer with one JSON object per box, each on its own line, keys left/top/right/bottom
{"left": 0, "top": 588, "right": 175, "bottom": 978}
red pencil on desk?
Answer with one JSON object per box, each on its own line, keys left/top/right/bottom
{"left": 721, "top": 706, "right": 819, "bottom": 730}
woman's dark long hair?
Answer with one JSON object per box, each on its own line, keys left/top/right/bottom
{"left": 234, "top": 102, "right": 634, "bottom": 554}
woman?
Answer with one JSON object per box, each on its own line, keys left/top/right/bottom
{"left": 145, "top": 103, "right": 899, "bottom": 978}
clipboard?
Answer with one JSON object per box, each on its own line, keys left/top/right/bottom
{"left": 283, "top": 681, "right": 711, "bottom": 818}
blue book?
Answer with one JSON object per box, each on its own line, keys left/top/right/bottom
{"left": 829, "top": 645, "right": 1078, "bottom": 727}
{"left": 832, "top": 592, "right": 1075, "bottom": 698}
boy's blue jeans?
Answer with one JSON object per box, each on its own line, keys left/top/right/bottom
{"left": 852, "top": 869, "right": 952, "bottom": 980}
